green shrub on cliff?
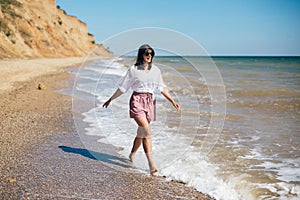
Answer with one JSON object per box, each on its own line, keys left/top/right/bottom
{"left": 1, "top": 0, "right": 22, "bottom": 18}
{"left": 0, "top": 0, "right": 22, "bottom": 7}
{"left": 0, "top": 19, "right": 11, "bottom": 37}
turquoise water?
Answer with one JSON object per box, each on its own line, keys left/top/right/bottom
{"left": 73, "top": 56, "right": 300, "bottom": 200}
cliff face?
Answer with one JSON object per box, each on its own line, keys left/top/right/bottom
{"left": 0, "top": 0, "right": 113, "bottom": 59}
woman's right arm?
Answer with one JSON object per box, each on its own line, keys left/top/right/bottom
{"left": 103, "top": 66, "right": 133, "bottom": 108}
{"left": 102, "top": 88, "right": 123, "bottom": 108}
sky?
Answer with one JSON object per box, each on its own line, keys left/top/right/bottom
{"left": 56, "top": 0, "right": 300, "bottom": 56}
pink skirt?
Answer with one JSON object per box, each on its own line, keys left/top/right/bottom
{"left": 129, "top": 91, "right": 156, "bottom": 123}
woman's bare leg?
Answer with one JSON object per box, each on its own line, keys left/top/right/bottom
{"left": 129, "top": 137, "right": 142, "bottom": 163}
{"left": 132, "top": 117, "right": 158, "bottom": 175}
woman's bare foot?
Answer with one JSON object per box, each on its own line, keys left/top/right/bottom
{"left": 150, "top": 167, "right": 158, "bottom": 176}
{"left": 129, "top": 152, "right": 135, "bottom": 164}
{"left": 149, "top": 162, "right": 158, "bottom": 175}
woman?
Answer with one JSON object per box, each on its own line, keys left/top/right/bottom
{"left": 103, "top": 44, "right": 180, "bottom": 175}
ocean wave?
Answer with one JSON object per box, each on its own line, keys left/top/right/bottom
{"left": 228, "top": 89, "right": 300, "bottom": 98}
{"left": 72, "top": 57, "right": 300, "bottom": 200}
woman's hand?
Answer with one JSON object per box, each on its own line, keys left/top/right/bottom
{"left": 172, "top": 101, "right": 181, "bottom": 111}
{"left": 161, "top": 89, "right": 180, "bottom": 111}
{"left": 103, "top": 98, "right": 111, "bottom": 108}
{"left": 103, "top": 89, "right": 124, "bottom": 108}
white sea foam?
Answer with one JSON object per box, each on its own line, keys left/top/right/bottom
{"left": 82, "top": 103, "right": 245, "bottom": 200}
{"left": 255, "top": 160, "right": 300, "bottom": 182}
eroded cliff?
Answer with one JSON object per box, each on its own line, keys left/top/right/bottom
{"left": 0, "top": 0, "right": 112, "bottom": 58}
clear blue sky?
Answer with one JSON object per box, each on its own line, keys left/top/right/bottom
{"left": 56, "top": 0, "right": 300, "bottom": 56}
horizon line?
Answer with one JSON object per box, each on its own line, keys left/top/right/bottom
{"left": 119, "top": 55, "right": 300, "bottom": 57}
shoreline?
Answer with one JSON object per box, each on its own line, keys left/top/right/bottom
{"left": 0, "top": 58, "right": 214, "bottom": 199}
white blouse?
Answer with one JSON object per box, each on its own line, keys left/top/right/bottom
{"left": 118, "top": 64, "right": 166, "bottom": 94}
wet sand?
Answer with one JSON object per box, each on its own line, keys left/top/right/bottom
{"left": 0, "top": 59, "right": 214, "bottom": 199}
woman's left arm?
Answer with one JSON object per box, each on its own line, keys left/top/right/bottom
{"left": 161, "top": 89, "right": 180, "bottom": 111}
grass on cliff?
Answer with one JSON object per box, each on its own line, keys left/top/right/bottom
{"left": 1, "top": 0, "right": 22, "bottom": 18}
{"left": 0, "top": 0, "right": 22, "bottom": 44}
{"left": 0, "top": 0, "right": 22, "bottom": 7}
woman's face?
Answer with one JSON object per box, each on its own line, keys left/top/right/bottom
{"left": 143, "top": 49, "right": 153, "bottom": 64}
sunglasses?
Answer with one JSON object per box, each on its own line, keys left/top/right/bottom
{"left": 144, "top": 51, "right": 153, "bottom": 56}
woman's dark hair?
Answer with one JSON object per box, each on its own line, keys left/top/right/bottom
{"left": 134, "top": 44, "right": 155, "bottom": 69}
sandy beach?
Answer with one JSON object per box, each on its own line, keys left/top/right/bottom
{"left": 0, "top": 58, "right": 214, "bottom": 199}
{"left": 0, "top": 57, "right": 89, "bottom": 92}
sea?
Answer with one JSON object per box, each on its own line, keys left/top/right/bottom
{"left": 70, "top": 56, "right": 300, "bottom": 200}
